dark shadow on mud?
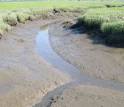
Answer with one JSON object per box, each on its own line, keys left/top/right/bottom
{"left": 67, "top": 23, "right": 124, "bottom": 48}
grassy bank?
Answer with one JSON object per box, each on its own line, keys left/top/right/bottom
{"left": 0, "top": 0, "right": 124, "bottom": 45}
{"left": 0, "top": 8, "right": 53, "bottom": 36}
{"left": 77, "top": 5, "right": 124, "bottom": 45}
{"left": 0, "top": 1, "right": 102, "bottom": 36}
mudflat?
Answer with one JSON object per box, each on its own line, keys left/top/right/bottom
{"left": 1, "top": 16, "right": 124, "bottom": 107}
{"left": 50, "top": 23, "right": 124, "bottom": 83}
{"left": 0, "top": 19, "right": 70, "bottom": 107}
{"left": 35, "top": 84, "right": 124, "bottom": 107}
{"left": 34, "top": 21, "right": 124, "bottom": 107}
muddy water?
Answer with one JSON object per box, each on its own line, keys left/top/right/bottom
{"left": 36, "top": 26, "right": 124, "bottom": 92}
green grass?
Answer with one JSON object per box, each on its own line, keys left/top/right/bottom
{"left": 78, "top": 7, "right": 124, "bottom": 26}
{"left": 3, "top": 13, "right": 18, "bottom": 25}
{"left": 0, "top": 20, "right": 11, "bottom": 35}
{"left": 0, "top": 1, "right": 110, "bottom": 10}
{"left": 77, "top": 6, "right": 124, "bottom": 45}
{"left": 0, "top": 0, "right": 124, "bottom": 45}
{"left": 0, "top": 2, "right": 56, "bottom": 34}
{"left": 101, "top": 21, "right": 124, "bottom": 34}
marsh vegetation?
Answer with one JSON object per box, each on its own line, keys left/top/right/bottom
{"left": 0, "top": 0, "right": 123, "bottom": 45}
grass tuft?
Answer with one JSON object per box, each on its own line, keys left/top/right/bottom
{"left": 101, "top": 21, "right": 124, "bottom": 34}
{"left": 3, "top": 13, "right": 18, "bottom": 26}
{"left": 16, "top": 12, "right": 30, "bottom": 23}
{"left": 0, "top": 20, "right": 11, "bottom": 35}
{"left": 77, "top": 7, "right": 124, "bottom": 45}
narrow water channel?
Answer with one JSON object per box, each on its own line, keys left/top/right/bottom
{"left": 36, "top": 25, "right": 124, "bottom": 92}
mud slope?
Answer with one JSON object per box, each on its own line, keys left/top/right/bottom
{"left": 50, "top": 23, "right": 124, "bottom": 83}
{"left": 0, "top": 19, "right": 71, "bottom": 107}
{"left": 34, "top": 21, "right": 124, "bottom": 107}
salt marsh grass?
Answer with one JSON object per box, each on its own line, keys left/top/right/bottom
{"left": 0, "top": 0, "right": 124, "bottom": 44}
{"left": 77, "top": 5, "right": 124, "bottom": 44}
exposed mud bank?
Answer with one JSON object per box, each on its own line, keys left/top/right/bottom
{"left": 0, "top": 9, "right": 83, "bottom": 107}
{"left": 50, "top": 22, "right": 124, "bottom": 83}
{"left": 0, "top": 19, "right": 72, "bottom": 107}
{"left": 34, "top": 83, "right": 124, "bottom": 107}
{"left": 33, "top": 21, "right": 124, "bottom": 107}
{"left": 1, "top": 10, "right": 124, "bottom": 107}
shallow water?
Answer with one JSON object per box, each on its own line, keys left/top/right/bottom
{"left": 36, "top": 25, "right": 124, "bottom": 92}
{"left": 36, "top": 26, "right": 84, "bottom": 80}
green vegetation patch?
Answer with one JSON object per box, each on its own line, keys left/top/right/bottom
{"left": 16, "top": 12, "right": 30, "bottom": 23}
{"left": 101, "top": 21, "right": 124, "bottom": 34}
{"left": 0, "top": 20, "right": 11, "bottom": 35}
{"left": 0, "top": 0, "right": 123, "bottom": 45}
{"left": 78, "top": 14, "right": 109, "bottom": 29}
{"left": 3, "top": 13, "right": 18, "bottom": 26}
{"left": 77, "top": 6, "right": 124, "bottom": 45}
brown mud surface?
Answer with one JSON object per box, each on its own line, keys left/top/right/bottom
{"left": 0, "top": 10, "right": 81, "bottom": 107}
{"left": 0, "top": 19, "right": 71, "bottom": 107}
{"left": 35, "top": 84, "right": 124, "bottom": 107}
{"left": 1, "top": 11, "right": 124, "bottom": 107}
{"left": 50, "top": 22, "right": 124, "bottom": 83}
{"left": 34, "top": 21, "right": 124, "bottom": 107}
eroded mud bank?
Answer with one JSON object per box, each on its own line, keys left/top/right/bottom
{"left": 1, "top": 10, "right": 124, "bottom": 107}
{"left": 50, "top": 22, "right": 124, "bottom": 83}
{"left": 0, "top": 19, "right": 72, "bottom": 107}
{"left": 34, "top": 21, "right": 124, "bottom": 107}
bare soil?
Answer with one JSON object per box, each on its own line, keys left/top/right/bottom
{"left": 34, "top": 20, "right": 124, "bottom": 107}
{"left": 1, "top": 12, "right": 124, "bottom": 107}
{"left": 35, "top": 84, "right": 124, "bottom": 107}
{"left": 50, "top": 22, "right": 124, "bottom": 83}
{"left": 0, "top": 19, "right": 71, "bottom": 107}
